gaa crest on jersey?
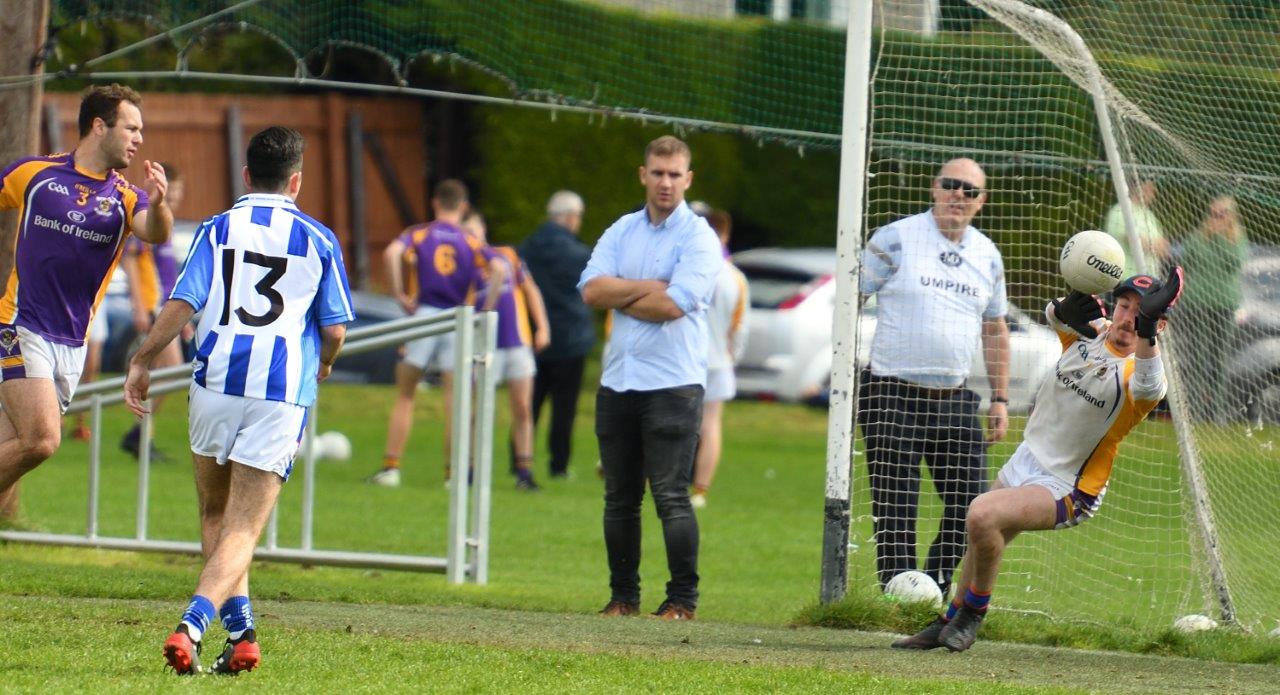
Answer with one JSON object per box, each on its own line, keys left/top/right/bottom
{"left": 94, "top": 196, "right": 117, "bottom": 217}
{"left": 939, "top": 250, "right": 962, "bottom": 267}
{"left": 1095, "top": 365, "right": 1109, "bottom": 377}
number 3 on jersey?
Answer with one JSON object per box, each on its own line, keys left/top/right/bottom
{"left": 433, "top": 245, "right": 457, "bottom": 276}
{"left": 220, "top": 248, "right": 288, "bottom": 327}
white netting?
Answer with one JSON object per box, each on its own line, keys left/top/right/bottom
{"left": 853, "top": 0, "right": 1280, "bottom": 632}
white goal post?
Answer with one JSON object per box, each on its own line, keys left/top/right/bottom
{"left": 825, "top": 0, "right": 1279, "bottom": 632}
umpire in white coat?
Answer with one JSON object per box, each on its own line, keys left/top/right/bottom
{"left": 857, "top": 158, "right": 1010, "bottom": 599}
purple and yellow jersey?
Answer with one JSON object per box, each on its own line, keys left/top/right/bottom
{"left": 0, "top": 153, "right": 148, "bottom": 346}
{"left": 124, "top": 236, "right": 179, "bottom": 312}
{"left": 475, "top": 246, "right": 533, "bottom": 349}
{"left": 400, "top": 221, "right": 494, "bottom": 310}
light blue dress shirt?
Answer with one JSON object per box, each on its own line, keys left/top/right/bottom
{"left": 579, "top": 202, "right": 724, "bottom": 391}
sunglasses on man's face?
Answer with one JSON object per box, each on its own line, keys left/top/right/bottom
{"left": 938, "top": 177, "right": 983, "bottom": 199}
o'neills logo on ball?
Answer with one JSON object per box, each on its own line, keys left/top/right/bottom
{"left": 1086, "top": 254, "right": 1122, "bottom": 279}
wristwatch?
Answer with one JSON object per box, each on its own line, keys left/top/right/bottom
{"left": 991, "top": 396, "right": 1009, "bottom": 404}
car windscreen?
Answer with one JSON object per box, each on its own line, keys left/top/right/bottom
{"left": 738, "top": 265, "right": 820, "bottom": 309}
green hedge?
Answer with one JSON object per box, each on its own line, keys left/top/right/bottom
{"left": 44, "top": 0, "right": 1280, "bottom": 292}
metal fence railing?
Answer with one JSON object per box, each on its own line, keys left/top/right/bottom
{"left": 0, "top": 306, "right": 499, "bottom": 584}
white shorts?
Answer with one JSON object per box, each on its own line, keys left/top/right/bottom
{"left": 705, "top": 366, "right": 736, "bottom": 402}
{"left": 87, "top": 311, "right": 108, "bottom": 344}
{"left": 492, "top": 346, "right": 536, "bottom": 383}
{"left": 402, "top": 306, "right": 456, "bottom": 372}
{"left": 188, "top": 384, "right": 308, "bottom": 480}
{"left": 0, "top": 325, "right": 86, "bottom": 413}
{"left": 997, "top": 443, "right": 1105, "bottom": 529}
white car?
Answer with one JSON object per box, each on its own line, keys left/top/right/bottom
{"left": 732, "top": 247, "right": 1061, "bottom": 412}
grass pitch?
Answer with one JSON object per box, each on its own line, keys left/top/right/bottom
{"left": 2, "top": 382, "right": 1278, "bottom": 692}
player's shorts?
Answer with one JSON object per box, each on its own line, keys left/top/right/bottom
{"left": 0, "top": 324, "right": 86, "bottom": 414}
{"left": 188, "top": 384, "right": 307, "bottom": 481}
{"left": 402, "top": 305, "right": 456, "bottom": 373}
{"left": 704, "top": 366, "right": 736, "bottom": 403}
{"left": 87, "top": 311, "right": 108, "bottom": 344}
{"left": 492, "top": 346, "right": 536, "bottom": 383}
{"left": 997, "top": 443, "right": 1104, "bottom": 530}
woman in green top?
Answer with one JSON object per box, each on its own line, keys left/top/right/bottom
{"left": 1179, "top": 195, "right": 1249, "bottom": 422}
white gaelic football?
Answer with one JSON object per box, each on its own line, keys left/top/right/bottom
{"left": 1172, "top": 614, "right": 1218, "bottom": 633}
{"left": 884, "top": 571, "right": 944, "bottom": 608}
{"left": 1059, "top": 229, "right": 1126, "bottom": 294}
{"left": 318, "top": 431, "right": 353, "bottom": 461}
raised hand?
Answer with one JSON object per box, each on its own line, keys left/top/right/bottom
{"left": 141, "top": 160, "right": 168, "bottom": 206}
{"left": 1051, "top": 290, "right": 1106, "bottom": 339}
{"left": 1136, "top": 266, "right": 1184, "bottom": 342}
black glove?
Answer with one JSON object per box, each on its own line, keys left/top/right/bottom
{"left": 1136, "top": 266, "right": 1184, "bottom": 344}
{"left": 1051, "top": 290, "right": 1106, "bottom": 339}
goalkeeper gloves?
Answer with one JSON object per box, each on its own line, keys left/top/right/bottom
{"left": 1051, "top": 290, "right": 1106, "bottom": 339}
{"left": 1135, "top": 266, "right": 1184, "bottom": 344}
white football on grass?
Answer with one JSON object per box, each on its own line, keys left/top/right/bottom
{"left": 884, "top": 571, "right": 944, "bottom": 609}
{"left": 1173, "top": 614, "right": 1218, "bottom": 633}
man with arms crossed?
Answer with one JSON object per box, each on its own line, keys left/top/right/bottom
{"left": 858, "top": 158, "right": 1010, "bottom": 599}
{"left": 892, "top": 269, "right": 1182, "bottom": 652}
{"left": 125, "top": 126, "right": 354, "bottom": 674}
{"left": 580, "top": 135, "right": 723, "bottom": 620}
{"left": 0, "top": 84, "right": 172, "bottom": 518}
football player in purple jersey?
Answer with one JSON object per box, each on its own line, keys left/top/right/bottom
{"left": 0, "top": 84, "right": 171, "bottom": 519}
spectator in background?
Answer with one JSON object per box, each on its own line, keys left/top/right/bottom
{"left": 462, "top": 209, "right": 549, "bottom": 491}
{"left": 857, "top": 157, "right": 1010, "bottom": 600}
{"left": 366, "top": 180, "right": 504, "bottom": 488}
{"left": 690, "top": 208, "right": 749, "bottom": 510}
{"left": 519, "top": 190, "right": 594, "bottom": 479}
{"left": 1105, "top": 179, "right": 1170, "bottom": 278}
{"left": 1178, "top": 194, "right": 1249, "bottom": 422}
{"left": 118, "top": 161, "right": 187, "bottom": 461}
{"left": 579, "top": 135, "right": 722, "bottom": 620}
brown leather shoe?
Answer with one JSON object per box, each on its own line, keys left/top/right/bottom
{"left": 599, "top": 600, "right": 640, "bottom": 617}
{"left": 652, "top": 600, "right": 696, "bottom": 621}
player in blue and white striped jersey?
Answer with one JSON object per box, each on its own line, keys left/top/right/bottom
{"left": 124, "top": 127, "right": 353, "bottom": 676}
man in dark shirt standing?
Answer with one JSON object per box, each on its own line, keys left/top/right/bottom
{"left": 519, "top": 191, "right": 593, "bottom": 479}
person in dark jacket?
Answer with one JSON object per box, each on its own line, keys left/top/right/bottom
{"left": 518, "top": 191, "right": 593, "bottom": 478}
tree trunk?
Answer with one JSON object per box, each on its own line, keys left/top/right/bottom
{"left": 0, "top": 0, "right": 49, "bottom": 522}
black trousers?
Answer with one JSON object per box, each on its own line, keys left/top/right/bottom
{"left": 596, "top": 385, "right": 703, "bottom": 608}
{"left": 856, "top": 370, "right": 987, "bottom": 597}
{"left": 532, "top": 355, "right": 587, "bottom": 475}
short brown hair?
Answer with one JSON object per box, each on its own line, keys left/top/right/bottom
{"left": 432, "top": 179, "right": 469, "bottom": 211}
{"left": 246, "top": 126, "right": 305, "bottom": 192}
{"left": 644, "top": 135, "right": 692, "bottom": 166}
{"left": 159, "top": 161, "right": 181, "bottom": 182}
{"left": 78, "top": 84, "right": 143, "bottom": 137}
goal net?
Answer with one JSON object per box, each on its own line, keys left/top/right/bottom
{"left": 32, "top": 0, "right": 1277, "bottom": 632}
{"left": 858, "top": 0, "right": 1278, "bottom": 632}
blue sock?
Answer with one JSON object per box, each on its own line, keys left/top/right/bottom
{"left": 179, "top": 595, "right": 216, "bottom": 643}
{"left": 220, "top": 595, "right": 256, "bottom": 642}
{"left": 963, "top": 585, "right": 991, "bottom": 613}
{"left": 945, "top": 597, "right": 963, "bottom": 621}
